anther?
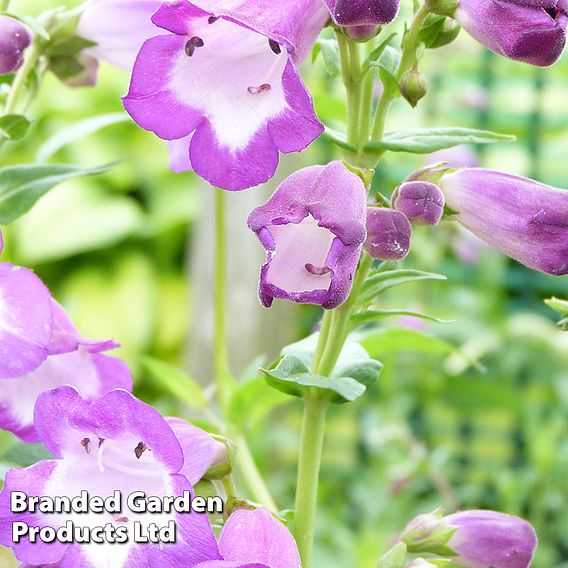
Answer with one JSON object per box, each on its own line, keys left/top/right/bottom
{"left": 305, "top": 263, "right": 331, "bottom": 276}
{"left": 135, "top": 442, "right": 149, "bottom": 459}
{"left": 208, "top": 16, "right": 219, "bottom": 24}
{"left": 81, "top": 438, "right": 91, "bottom": 454}
{"left": 185, "top": 36, "right": 204, "bottom": 57}
{"left": 269, "top": 39, "right": 281, "bottom": 55}
{"left": 247, "top": 83, "right": 272, "bottom": 95}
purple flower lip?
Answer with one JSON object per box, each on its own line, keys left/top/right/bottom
{"left": 439, "top": 168, "right": 568, "bottom": 275}
{"left": 456, "top": 0, "right": 568, "bottom": 67}
{"left": 0, "top": 15, "right": 32, "bottom": 75}
{"left": 248, "top": 161, "right": 367, "bottom": 309}
{"left": 393, "top": 181, "right": 445, "bottom": 226}
{"left": 364, "top": 208, "right": 412, "bottom": 260}
{"left": 123, "top": 0, "right": 327, "bottom": 190}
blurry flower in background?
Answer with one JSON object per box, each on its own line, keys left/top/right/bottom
{"left": 439, "top": 168, "right": 568, "bottom": 275}
{"left": 0, "top": 15, "right": 31, "bottom": 75}
{"left": 455, "top": 0, "right": 568, "bottom": 67}
{"left": 248, "top": 161, "right": 367, "bottom": 309}
{"left": 123, "top": 0, "right": 327, "bottom": 190}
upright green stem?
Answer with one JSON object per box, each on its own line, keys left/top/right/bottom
{"left": 358, "top": 41, "right": 376, "bottom": 149}
{"left": 293, "top": 394, "right": 328, "bottom": 568}
{"left": 4, "top": 42, "right": 40, "bottom": 115}
{"left": 371, "top": 4, "right": 429, "bottom": 140}
{"left": 337, "top": 32, "right": 362, "bottom": 146}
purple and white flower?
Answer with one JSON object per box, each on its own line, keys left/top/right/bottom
{"left": 123, "top": 0, "right": 327, "bottom": 191}
{"left": 0, "top": 15, "right": 32, "bottom": 75}
{"left": 0, "top": 387, "right": 220, "bottom": 568}
{"left": 364, "top": 208, "right": 412, "bottom": 260}
{"left": 195, "top": 508, "right": 301, "bottom": 568}
{"left": 0, "top": 300, "right": 132, "bottom": 442}
{"left": 439, "top": 168, "right": 568, "bottom": 275}
{"left": 455, "top": 0, "right": 568, "bottom": 67}
{"left": 248, "top": 161, "right": 367, "bottom": 309}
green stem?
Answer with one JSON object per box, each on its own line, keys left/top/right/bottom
{"left": 293, "top": 394, "right": 328, "bottom": 568}
{"left": 336, "top": 32, "right": 362, "bottom": 146}
{"left": 371, "top": 4, "right": 429, "bottom": 140}
{"left": 4, "top": 41, "right": 40, "bottom": 115}
{"left": 358, "top": 41, "right": 376, "bottom": 149}
{"left": 214, "top": 189, "right": 232, "bottom": 412}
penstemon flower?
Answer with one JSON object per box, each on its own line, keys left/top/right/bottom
{"left": 0, "top": 300, "right": 132, "bottom": 442}
{"left": 195, "top": 508, "right": 301, "bottom": 568}
{"left": 248, "top": 161, "right": 367, "bottom": 309}
{"left": 324, "top": 0, "right": 400, "bottom": 40}
{"left": 453, "top": 0, "right": 568, "bottom": 67}
{"left": 438, "top": 168, "right": 568, "bottom": 275}
{"left": 0, "top": 15, "right": 32, "bottom": 75}
{"left": 77, "top": 0, "right": 163, "bottom": 70}
{"left": 123, "top": 0, "right": 327, "bottom": 190}
{"left": 364, "top": 208, "right": 412, "bottom": 260}
{"left": 393, "top": 181, "right": 445, "bottom": 226}
{"left": 0, "top": 387, "right": 220, "bottom": 568}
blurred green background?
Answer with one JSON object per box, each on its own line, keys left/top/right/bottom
{"left": 2, "top": 1, "right": 568, "bottom": 566}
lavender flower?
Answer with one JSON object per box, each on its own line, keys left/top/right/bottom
{"left": 0, "top": 300, "right": 132, "bottom": 442}
{"left": 248, "top": 161, "right": 367, "bottom": 309}
{"left": 123, "top": 0, "right": 327, "bottom": 191}
{"left": 195, "top": 508, "right": 301, "bottom": 568}
{"left": 324, "top": 0, "right": 401, "bottom": 28}
{"left": 0, "top": 15, "right": 31, "bottom": 75}
{"left": 455, "top": 0, "right": 568, "bottom": 67}
{"left": 364, "top": 208, "right": 412, "bottom": 260}
{"left": 446, "top": 510, "right": 537, "bottom": 568}
{"left": 393, "top": 181, "right": 445, "bottom": 226}
{"left": 439, "top": 168, "right": 568, "bottom": 275}
{"left": 0, "top": 387, "right": 220, "bottom": 567}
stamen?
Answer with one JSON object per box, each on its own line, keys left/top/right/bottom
{"left": 81, "top": 438, "right": 91, "bottom": 454}
{"left": 135, "top": 442, "right": 149, "bottom": 460}
{"left": 97, "top": 440, "right": 107, "bottom": 473}
{"left": 185, "top": 36, "right": 204, "bottom": 57}
{"left": 208, "top": 16, "right": 219, "bottom": 24}
{"left": 269, "top": 39, "right": 281, "bottom": 55}
{"left": 247, "top": 83, "right": 272, "bottom": 95}
{"left": 305, "top": 263, "right": 331, "bottom": 276}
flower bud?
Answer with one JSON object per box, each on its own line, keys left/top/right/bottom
{"left": 0, "top": 16, "right": 32, "bottom": 75}
{"left": 439, "top": 168, "right": 568, "bottom": 275}
{"left": 364, "top": 208, "right": 412, "bottom": 260}
{"left": 401, "top": 510, "right": 456, "bottom": 556}
{"left": 445, "top": 510, "right": 537, "bottom": 568}
{"left": 425, "top": 0, "right": 459, "bottom": 17}
{"left": 324, "top": 0, "right": 401, "bottom": 28}
{"left": 455, "top": 0, "right": 568, "bottom": 67}
{"left": 393, "top": 181, "right": 445, "bottom": 226}
{"left": 400, "top": 65, "right": 428, "bottom": 108}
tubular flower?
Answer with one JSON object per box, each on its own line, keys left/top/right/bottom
{"left": 248, "top": 162, "right": 367, "bottom": 309}
{"left": 123, "top": 0, "right": 327, "bottom": 191}
{"left": 364, "top": 208, "right": 412, "bottom": 260}
{"left": 195, "top": 508, "right": 301, "bottom": 568}
{"left": 0, "top": 387, "right": 220, "bottom": 568}
{"left": 0, "top": 300, "right": 132, "bottom": 442}
{"left": 439, "top": 168, "right": 568, "bottom": 275}
{"left": 455, "top": 0, "right": 568, "bottom": 67}
{"left": 0, "top": 15, "right": 32, "bottom": 75}
{"left": 77, "top": 0, "right": 164, "bottom": 70}
{"left": 393, "top": 181, "right": 445, "bottom": 226}
{"left": 445, "top": 510, "right": 537, "bottom": 568}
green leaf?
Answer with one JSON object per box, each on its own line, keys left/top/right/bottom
{"left": 377, "top": 542, "right": 407, "bottom": 568}
{"left": 143, "top": 356, "right": 207, "bottom": 411}
{"left": 376, "top": 46, "right": 401, "bottom": 95}
{"left": 0, "top": 442, "right": 55, "bottom": 479}
{"left": 361, "top": 328, "right": 457, "bottom": 358}
{"left": 0, "top": 114, "right": 31, "bottom": 141}
{"left": 46, "top": 35, "right": 96, "bottom": 57}
{"left": 0, "top": 162, "right": 113, "bottom": 224}
{"left": 545, "top": 297, "right": 568, "bottom": 316}
{"left": 366, "top": 127, "right": 515, "bottom": 155}
{"left": 262, "top": 356, "right": 366, "bottom": 404}
{"left": 315, "top": 38, "right": 341, "bottom": 78}
{"left": 37, "top": 113, "right": 130, "bottom": 162}
{"left": 322, "top": 127, "right": 357, "bottom": 152}
{"left": 49, "top": 54, "right": 87, "bottom": 81}
{"left": 351, "top": 308, "right": 453, "bottom": 328}
{"left": 361, "top": 33, "right": 397, "bottom": 74}
{"left": 359, "top": 269, "right": 447, "bottom": 305}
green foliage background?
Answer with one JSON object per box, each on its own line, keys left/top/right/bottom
{"left": 1, "top": 1, "right": 568, "bottom": 566}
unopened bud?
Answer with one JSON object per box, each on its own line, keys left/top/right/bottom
{"left": 425, "top": 0, "right": 459, "bottom": 17}
{"left": 401, "top": 509, "right": 456, "bottom": 556}
{"left": 393, "top": 181, "right": 445, "bottom": 226}
{"left": 0, "top": 16, "right": 32, "bottom": 75}
{"left": 364, "top": 208, "right": 412, "bottom": 261}
{"left": 400, "top": 65, "right": 428, "bottom": 108}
